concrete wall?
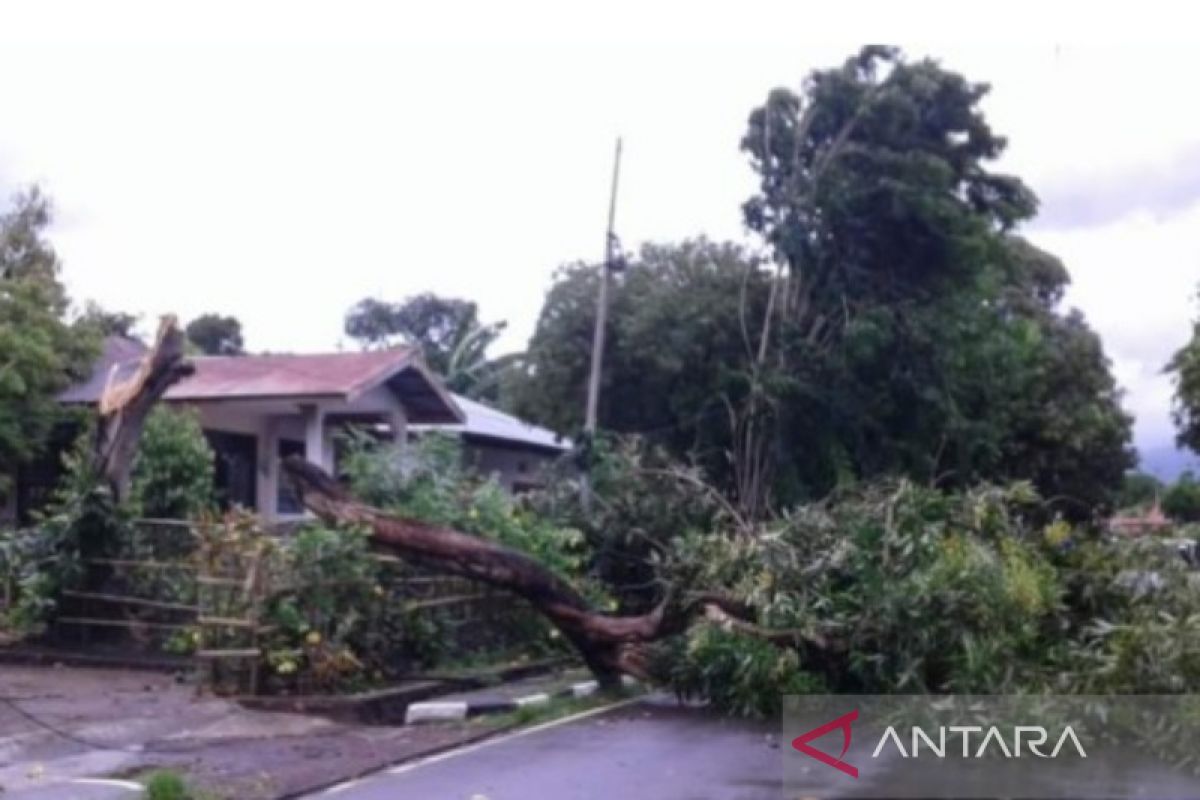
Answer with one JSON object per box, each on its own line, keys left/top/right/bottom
{"left": 462, "top": 440, "right": 559, "bottom": 493}
{"left": 184, "top": 391, "right": 408, "bottom": 520}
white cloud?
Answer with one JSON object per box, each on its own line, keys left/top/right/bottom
{"left": 2, "top": 4, "right": 1199, "bottom": 469}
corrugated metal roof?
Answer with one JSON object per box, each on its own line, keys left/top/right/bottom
{"left": 59, "top": 337, "right": 463, "bottom": 424}
{"left": 417, "top": 394, "right": 571, "bottom": 452}
{"left": 167, "top": 349, "right": 417, "bottom": 401}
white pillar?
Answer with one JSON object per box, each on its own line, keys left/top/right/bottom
{"left": 303, "top": 404, "right": 329, "bottom": 471}
{"left": 256, "top": 418, "right": 279, "bottom": 519}
{"left": 391, "top": 405, "right": 408, "bottom": 472}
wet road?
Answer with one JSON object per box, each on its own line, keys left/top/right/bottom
{"left": 311, "top": 697, "right": 784, "bottom": 800}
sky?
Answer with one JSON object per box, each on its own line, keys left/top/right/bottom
{"left": 1, "top": 1, "right": 1199, "bottom": 476}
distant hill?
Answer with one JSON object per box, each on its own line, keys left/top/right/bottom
{"left": 1137, "top": 442, "right": 1200, "bottom": 481}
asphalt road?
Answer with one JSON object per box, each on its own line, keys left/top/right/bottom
{"left": 310, "top": 697, "right": 785, "bottom": 800}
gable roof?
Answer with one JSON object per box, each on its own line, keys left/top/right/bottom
{"left": 60, "top": 337, "right": 463, "bottom": 424}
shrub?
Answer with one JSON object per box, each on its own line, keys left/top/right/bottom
{"left": 130, "top": 407, "right": 214, "bottom": 519}
{"left": 1, "top": 435, "right": 125, "bottom": 636}
{"left": 143, "top": 770, "right": 191, "bottom": 800}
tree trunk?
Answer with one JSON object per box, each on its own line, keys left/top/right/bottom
{"left": 92, "top": 316, "right": 193, "bottom": 501}
{"left": 280, "top": 456, "right": 699, "bottom": 686}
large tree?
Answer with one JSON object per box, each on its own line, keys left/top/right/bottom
{"left": 186, "top": 313, "right": 245, "bottom": 356}
{"left": 344, "top": 293, "right": 514, "bottom": 400}
{"left": 511, "top": 48, "right": 1132, "bottom": 516}
{"left": 1168, "top": 292, "right": 1200, "bottom": 456}
{"left": 0, "top": 188, "right": 97, "bottom": 499}
{"left": 509, "top": 238, "right": 769, "bottom": 482}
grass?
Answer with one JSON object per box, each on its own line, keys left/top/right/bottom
{"left": 140, "top": 769, "right": 224, "bottom": 800}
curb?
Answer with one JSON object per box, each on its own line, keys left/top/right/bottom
{"left": 404, "top": 675, "right": 638, "bottom": 724}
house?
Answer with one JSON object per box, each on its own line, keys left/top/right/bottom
{"left": 1108, "top": 498, "right": 1171, "bottom": 537}
{"left": 19, "top": 336, "right": 569, "bottom": 521}
{"left": 418, "top": 393, "right": 571, "bottom": 494}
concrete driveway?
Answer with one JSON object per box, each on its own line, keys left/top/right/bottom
{"left": 304, "top": 696, "right": 784, "bottom": 800}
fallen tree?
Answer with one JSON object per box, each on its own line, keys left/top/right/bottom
{"left": 281, "top": 456, "right": 766, "bottom": 687}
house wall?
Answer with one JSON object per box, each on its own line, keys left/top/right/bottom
{"left": 462, "top": 439, "right": 561, "bottom": 493}
{"left": 183, "top": 391, "right": 409, "bottom": 520}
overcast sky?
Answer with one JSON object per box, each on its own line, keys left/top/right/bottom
{"left": 2, "top": 1, "right": 1199, "bottom": 474}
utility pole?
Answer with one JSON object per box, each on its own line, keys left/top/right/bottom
{"left": 581, "top": 137, "right": 622, "bottom": 511}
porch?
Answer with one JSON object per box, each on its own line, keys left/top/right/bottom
{"left": 58, "top": 340, "right": 464, "bottom": 521}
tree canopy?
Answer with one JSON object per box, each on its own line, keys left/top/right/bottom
{"left": 510, "top": 48, "right": 1132, "bottom": 517}
{"left": 186, "top": 313, "right": 245, "bottom": 356}
{"left": 1168, "top": 293, "right": 1200, "bottom": 457}
{"left": 345, "top": 292, "right": 514, "bottom": 400}
{"left": 0, "top": 187, "right": 97, "bottom": 498}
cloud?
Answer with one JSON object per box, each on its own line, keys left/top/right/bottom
{"left": 1030, "top": 205, "right": 1200, "bottom": 466}
{"left": 1033, "top": 145, "right": 1200, "bottom": 230}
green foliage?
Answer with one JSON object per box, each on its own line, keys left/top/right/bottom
{"left": 143, "top": 769, "right": 192, "bottom": 800}
{"left": 1169, "top": 293, "right": 1200, "bottom": 455}
{"left": 509, "top": 239, "right": 766, "bottom": 451}
{"left": 530, "top": 433, "right": 726, "bottom": 612}
{"left": 342, "top": 431, "right": 591, "bottom": 582}
{"left": 661, "top": 481, "right": 1063, "bottom": 695}
{"left": 0, "top": 187, "right": 98, "bottom": 498}
{"left": 185, "top": 313, "right": 244, "bottom": 355}
{"left": 1163, "top": 472, "right": 1200, "bottom": 522}
{"left": 231, "top": 433, "right": 588, "bottom": 694}
{"left": 130, "top": 408, "right": 215, "bottom": 519}
{"left": 644, "top": 473, "right": 1200, "bottom": 715}
{"left": 344, "top": 293, "right": 516, "bottom": 400}
{"left": 661, "top": 627, "right": 824, "bottom": 717}
{"left": 508, "top": 48, "right": 1132, "bottom": 517}
{"left": 1057, "top": 535, "right": 1200, "bottom": 693}
{"left": 260, "top": 523, "right": 390, "bottom": 693}
{"left": 1, "top": 435, "right": 127, "bottom": 635}
{"left": 76, "top": 300, "right": 139, "bottom": 338}
{"left": 1118, "top": 471, "right": 1164, "bottom": 511}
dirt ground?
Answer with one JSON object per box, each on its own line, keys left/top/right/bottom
{"left": 0, "top": 664, "right": 506, "bottom": 798}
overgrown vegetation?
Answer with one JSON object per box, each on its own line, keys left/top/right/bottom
{"left": 194, "top": 434, "right": 580, "bottom": 694}
{"left": 1, "top": 409, "right": 213, "bottom": 636}
{"left": 6, "top": 45, "right": 1200, "bottom": 731}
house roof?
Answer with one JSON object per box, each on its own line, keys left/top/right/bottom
{"left": 414, "top": 394, "right": 571, "bottom": 453}
{"left": 59, "top": 337, "right": 464, "bottom": 424}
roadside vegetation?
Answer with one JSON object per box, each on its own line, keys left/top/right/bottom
{"left": 5, "top": 45, "right": 1200, "bottom": 724}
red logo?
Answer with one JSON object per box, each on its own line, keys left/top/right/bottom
{"left": 791, "top": 709, "right": 859, "bottom": 778}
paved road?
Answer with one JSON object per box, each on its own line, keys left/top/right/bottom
{"left": 311, "top": 697, "right": 784, "bottom": 800}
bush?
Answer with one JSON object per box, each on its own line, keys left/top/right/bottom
{"left": 131, "top": 407, "right": 214, "bottom": 519}
{"left": 143, "top": 770, "right": 191, "bottom": 800}
{"left": 1, "top": 436, "right": 126, "bottom": 636}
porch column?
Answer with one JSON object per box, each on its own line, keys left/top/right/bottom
{"left": 391, "top": 405, "right": 408, "bottom": 472}
{"left": 302, "top": 404, "right": 332, "bottom": 471}
{"left": 257, "top": 417, "right": 279, "bottom": 519}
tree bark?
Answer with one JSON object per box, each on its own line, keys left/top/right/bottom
{"left": 281, "top": 456, "right": 702, "bottom": 686}
{"left": 92, "top": 315, "right": 193, "bottom": 501}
